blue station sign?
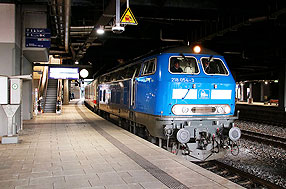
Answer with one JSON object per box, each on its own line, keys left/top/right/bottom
{"left": 25, "top": 28, "right": 51, "bottom": 48}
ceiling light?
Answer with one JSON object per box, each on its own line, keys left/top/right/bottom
{"left": 75, "top": 61, "right": 79, "bottom": 64}
{"left": 96, "top": 26, "right": 105, "bottom": 35}
{"left": 80, "top": 69, "right": 89, "bottom": 78}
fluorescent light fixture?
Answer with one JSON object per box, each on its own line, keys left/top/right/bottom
{"left": 75, "top": 61, "right": 79, "bottom": 64}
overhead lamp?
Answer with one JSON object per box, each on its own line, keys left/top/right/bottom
{"left": 96, "top": 26, "right": 105, "bottom": 35}
{"left": 80, "top": 69, "right": 89, "bottom": 78}
{"left": 112, "top": 25, "right": 124, "bottom": 34}
{"left": 75, "top": 60, "right": 79, "bottom": 64}
{"left": 193, "top": 45, "right": 201, "bottom": 53}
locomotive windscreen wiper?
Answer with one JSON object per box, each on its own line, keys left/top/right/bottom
{"left": 180, "top": 53, "right": 197, "bottom": 74}
{"left": 180, "top": 53, "right": 186, "bottom": 60}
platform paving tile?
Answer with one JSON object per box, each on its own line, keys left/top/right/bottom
{"left": 0, "top": 179, "right": 29, "bottom": 189}
{"left": 52, "top": 168, "right": 86, "bottom": 176}
{"left": 15, "top": 183, "right": 54, "bottom": 189}
{"left": 89, "top": 175, "right": 127, "bottom": 187}
{"left": 18, "top": 171, "right": 53, "bottom": 179}
{"left": 29, "top": 175, "right": 65, "bottom": 185}
{"left": 111, "top": 162, "right": 143, "bottom": 172}
{"left": 0, "top": 173, "right": 19, "bottom": 181}
{"left": 139, "top": 181, "right": 169, "bottom": 189}
{"left": 53, "top": 179, "right": 91, "bottom": 189}
{"left": 104, "top": 183, "right": 144, "bottom": 189}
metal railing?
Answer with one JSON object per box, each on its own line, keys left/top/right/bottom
{"left": 56, "top": 79, "right": 63, "bottom": 114}
{"left": 42, "top": 67, "right": 49, "bottom": 113}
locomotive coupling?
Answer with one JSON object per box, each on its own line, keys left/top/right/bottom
{"left": 164, "top": 125, "right": 175, "bottom": 137}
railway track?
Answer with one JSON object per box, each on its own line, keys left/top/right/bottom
{"left": 195, "top": 160, "right": 283, "bottom": 189}
{"left": 239, "top": 117, "right": 286, "bottom": 127}
{"left": 241, "top": 130, "right": 286, "bottom": 150}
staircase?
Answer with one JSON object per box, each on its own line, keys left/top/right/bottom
{"left": 44, "top": 79, "right": 58, "bottom": 113}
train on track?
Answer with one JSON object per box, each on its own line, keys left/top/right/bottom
{"left": 85, "top": 45, "right": 241, "bottom": 161}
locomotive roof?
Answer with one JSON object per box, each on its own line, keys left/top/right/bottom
{"left": 161, "top": 45, "right": 221, "bottom": 55}
{"left": 96, "top": 45, "right": 221, "bottom": 78}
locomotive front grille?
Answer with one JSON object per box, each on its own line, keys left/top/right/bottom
{"left": 172, "top": 104, "right": 231, "bottom": 115}
{"left": 191, "top": 107, "right": 216, "bottom": 114}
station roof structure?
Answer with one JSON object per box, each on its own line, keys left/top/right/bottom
{"left": 9, "top": 0, "right": 286, "bottom": 80}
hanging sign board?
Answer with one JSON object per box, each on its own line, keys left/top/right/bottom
{"left": 120, "top": 7, "right": 138, "bottom": 25}
{"left": 25, "top": 28, "right": 51, "bottom": 48}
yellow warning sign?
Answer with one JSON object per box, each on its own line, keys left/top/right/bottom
{"left": 120, "top": 7, "right": 138, "bottom": 25}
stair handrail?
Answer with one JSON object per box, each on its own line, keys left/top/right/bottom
{"left": 42, "top": 67, "right": 49, "bottom": 113}
{"left": 37, "top": 67, "right": 47, "bottom": 101}
{"left": 37, "top": 72, "right": 43, "bottom": 100}
{"left": 56, "top": 79, "right": 62, "bottom": 113}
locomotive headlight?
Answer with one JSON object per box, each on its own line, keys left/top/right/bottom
{"left": 214, "top": 105, "right": 231, "bottom": 114}
{"left": 217, "top": 106, "right": 224, "bottom": 114}
{"left": 171, "top": 105, "right": 179, "bottom": 115}
{"left": 224, "top": 105, "right": 231, "bottom": 114}
{"left": 172, "top": 105, "right": 191, "bottom": 115}
{"left": 182, "top": 107, "right": 189, "bottom": 113}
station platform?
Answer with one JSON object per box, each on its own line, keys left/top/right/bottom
{"left": 236, "top": 102, "right": 286, "bottom": 125}
{"left": 0, "top": 100, "right": 243, "bottom": 189}
{"left": 236, "top": 101, "right": 278, "bottom": 107}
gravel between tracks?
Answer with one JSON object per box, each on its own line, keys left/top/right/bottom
{"left": 219, "top": 120, "right": 286, "bottom": 188}
{"left": 236, "top": 120, "right": 286, "bottom": 139}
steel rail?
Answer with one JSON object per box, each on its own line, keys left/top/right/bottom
{"left": 241, "top": 130, "right": 286, "bottom": 150}
{"left": 196, "top": 160, "right": 283, "bottom": 189}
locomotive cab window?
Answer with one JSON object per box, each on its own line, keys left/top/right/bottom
{"left": 169, "top": 57, "right": 199, "bottom": 74}
{"left": 201, "top": 57, "right": 229, "bottom": 75}
{"left": 125, "top": 63, "right": 141, "bottom": 79}
{"left": 142, "top": 59, "right": 156, "bottom": 76}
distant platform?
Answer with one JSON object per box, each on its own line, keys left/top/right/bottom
{"left": 236, "top": 101, "right": 278, "bottom": 107}
{"left": 236, "top": 102, "right": 286, "bottom": 125}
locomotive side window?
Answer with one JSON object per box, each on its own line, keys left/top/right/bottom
{"left": 142, "top": 59, "right": 156, "bottom": 76}
{"left": 201, "top": 57, "right": 228, "bottom": 75}
{"left": 111, "top": 89, "right": 116, "bottom": 103}
{"left": 99, "top": 90, "right": 102, "bottom": 101}
{"left": 125, "top": 63, "right": 141, "bottom": 78}
{"left": 116, "top": 70, "right": 125, "bottom": 80}
{"left": 103, "top": 90, "right": 106, "bottom": 102}
{"left": 169, "top": 57, "right": 199, "bottom": 74}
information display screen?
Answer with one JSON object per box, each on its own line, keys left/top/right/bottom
{"left": 49, "top": 67, "right": 79, "bottom": 79}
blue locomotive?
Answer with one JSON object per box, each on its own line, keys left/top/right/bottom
{"left": 85, "top": 45, "right": 241, "bottom": 161}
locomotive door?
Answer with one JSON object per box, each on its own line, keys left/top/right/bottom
{"left": 129, "top": 64, "right": 141, "bottom": 113}
{"left": 130, "top": 71, "right": 136, "bottom": 108}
